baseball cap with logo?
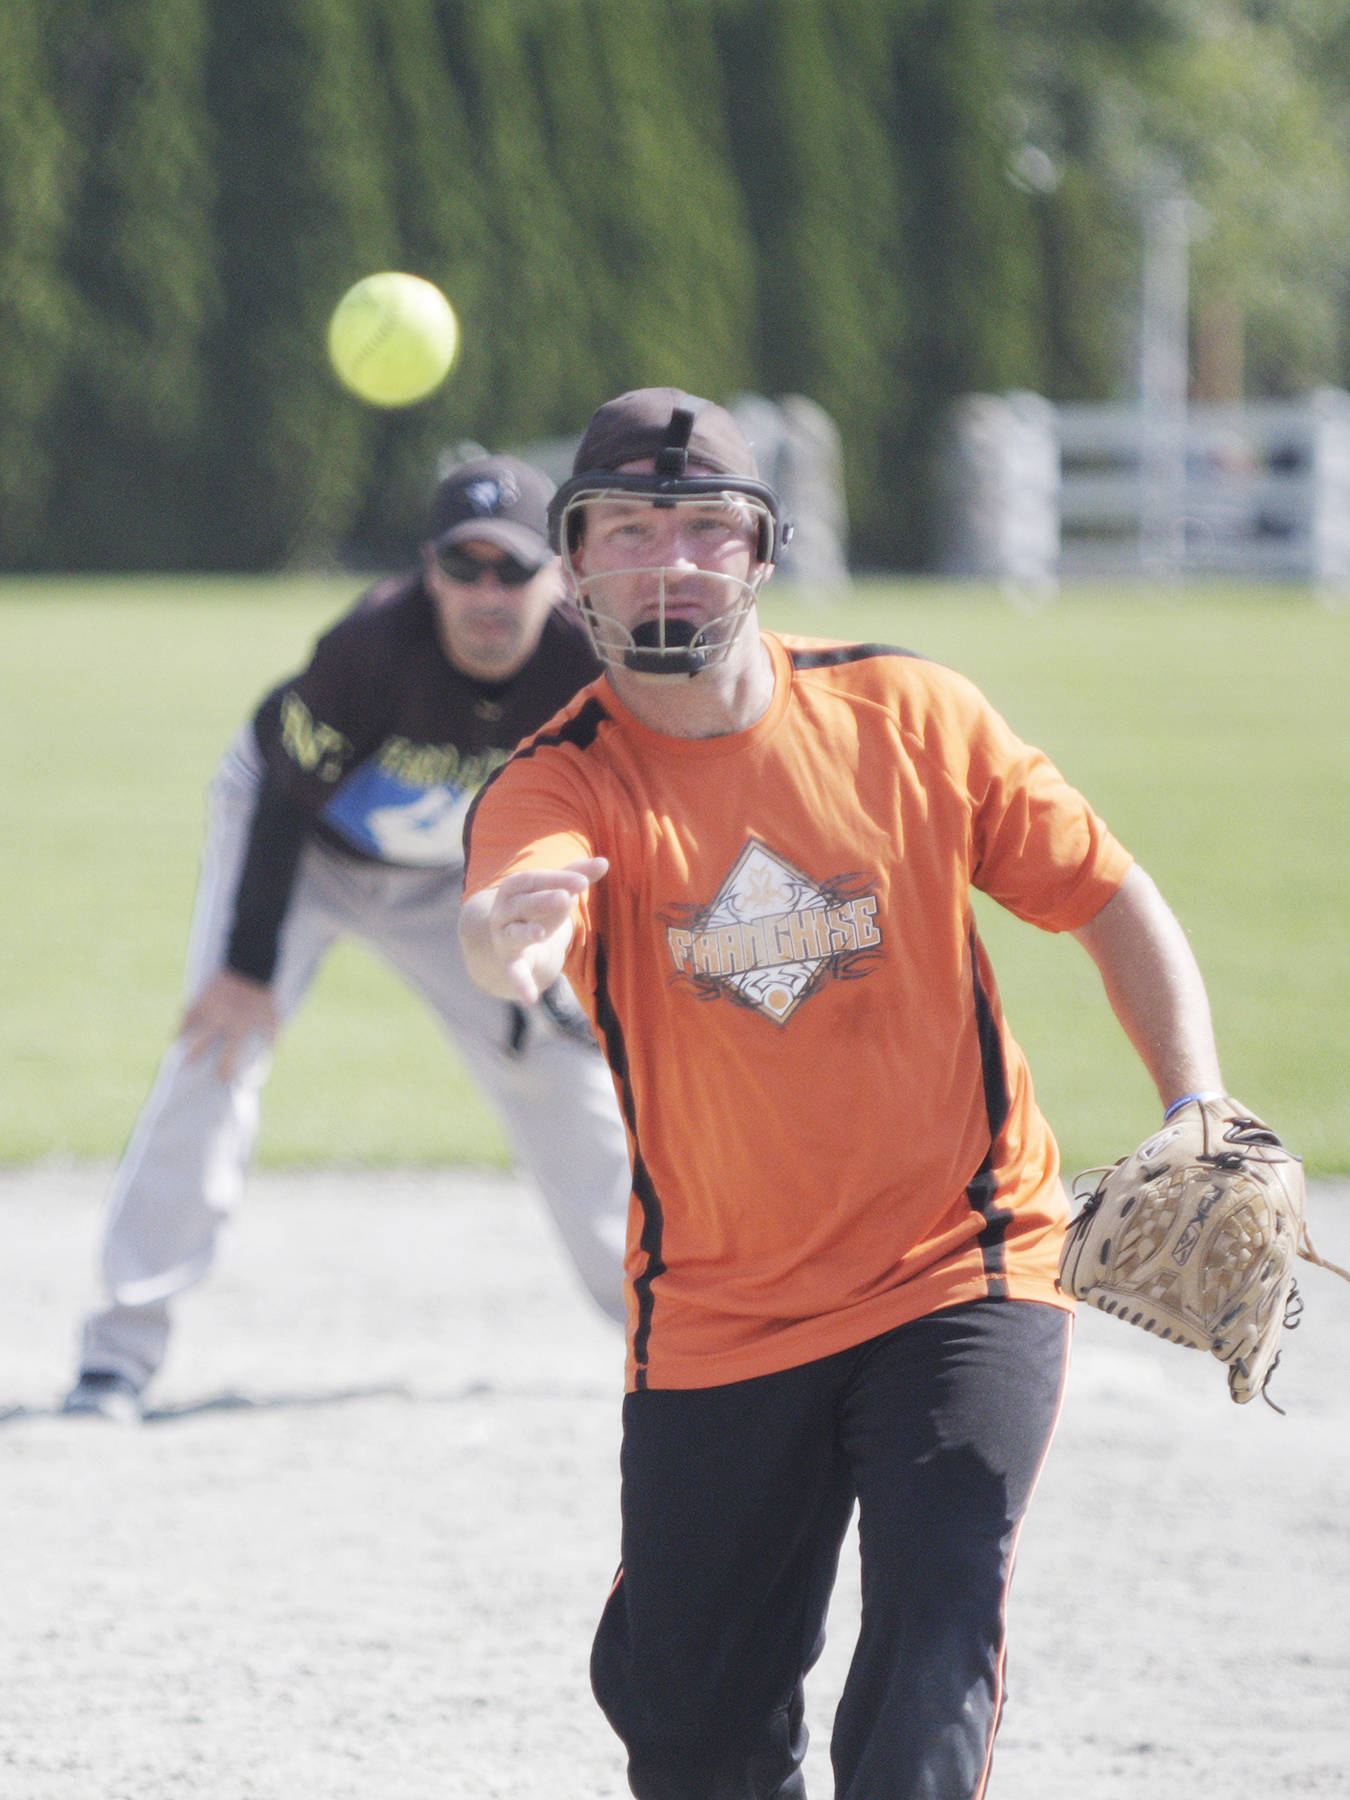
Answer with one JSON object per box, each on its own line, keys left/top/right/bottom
{"left": 426, "top": 455, "right": 555, "bottom": 569}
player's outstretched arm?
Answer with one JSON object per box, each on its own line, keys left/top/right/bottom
{"left": 1070, "top": 862, "right": 1223, "bottom": 1110}
{"left": 460, "top": 858, "right": 608, "bottom": 1006}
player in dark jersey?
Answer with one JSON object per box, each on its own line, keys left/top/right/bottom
{"left": 63, "top": 456, "right": 631, "bottom": 1425}
{"left": 460, "top": 391, "right": 1235, "bottom": 1800}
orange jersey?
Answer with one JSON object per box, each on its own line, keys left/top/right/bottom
{"left": 464, "top": 633, "right": 1132, "bottom": 1391}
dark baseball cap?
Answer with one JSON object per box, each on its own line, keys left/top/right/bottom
{"left": 571, "top": 387, "right": 760, "bottom": 479}
{"left": 426, "top": 455, "right": 555, "bottom": 567}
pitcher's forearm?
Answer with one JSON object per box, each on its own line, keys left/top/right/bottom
{"left": 1071, "top": 863, "right": 1223, "bottom": 1109}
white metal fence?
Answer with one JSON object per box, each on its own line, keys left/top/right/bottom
{"left": 938, "top": 388, "right": 1350, "bottom": 600}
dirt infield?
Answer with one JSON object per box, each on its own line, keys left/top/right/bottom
{"left": 2, "top": 1163, "right": 1347, "bottom": 1799}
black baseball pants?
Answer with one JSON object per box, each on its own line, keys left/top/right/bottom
{"left": 591, "top": 1298, "right": 1071, "bottom": 1800}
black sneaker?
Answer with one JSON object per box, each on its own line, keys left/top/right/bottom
{"left": 62, "top": 1370, "right": 144, "bottom": 1424}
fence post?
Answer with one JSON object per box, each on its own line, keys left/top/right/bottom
{"left": 1310, "top": 388, "right": 1350, "bottom": 605}
{"left": 934, "top": 391, "right": 1059, "bottom": 600}
{"left": 730, "top": 393, "right": 851, "bottom": 592}
{"left": 1137, "top": 177, "right": 1194, "bottom": 579}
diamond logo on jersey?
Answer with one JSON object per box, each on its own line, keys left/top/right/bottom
{"left": 663, "top": 840, "right": 883, "bottom": 1024}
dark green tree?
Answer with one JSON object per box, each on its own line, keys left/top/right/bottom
{"left": 0, "top": 6, "right": 75, "bottom": 565}
{"left": 716, "top": 0, "right": 912, "bottom": 565}
{"left": 989, "top": 0, "right": 1177, "bottom": 401}
{"left": 194, "top": 0, "right": 404, "bottom": 569}
{"left": 881, "top": 0, "right": 1050, "bottom": 564}
{"left": 336, "top": 0, "right": 496, "bottom": 566}
{"left": 528, "top": 0, "right": 756, "bottom": 414}
{"left": 33, "top": 0, "right": 218, "bottom": 570}
{"left": 435, "top": 1, "right": 607, "bottom": 443}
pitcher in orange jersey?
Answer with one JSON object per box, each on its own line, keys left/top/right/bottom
{"left": 461, "top": 388, "right": 1230, "bottom": 1800}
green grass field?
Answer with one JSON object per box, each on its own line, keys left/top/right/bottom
{"left": 3, "top": 574, "right": 1347, "bottom": 1174}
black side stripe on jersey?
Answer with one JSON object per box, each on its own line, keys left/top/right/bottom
{"left": 461, "top": 693, "right": 610, "bottom": 858}
{"left": 966, "top": 924, "right": 1014, "bottom": 1297}
{"left": 787, "top": 642, "right": 919, "bottom": 670}
{"left": 591, "top": 935, "right": 664, "bottom": 1388}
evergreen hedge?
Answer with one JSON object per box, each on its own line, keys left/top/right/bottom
{"left": 1, "top": 0, "right": 1304, "bottom": 575}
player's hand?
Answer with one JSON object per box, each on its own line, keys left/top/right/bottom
{"left": 179, "top": 969, "right": 280, "bottom": 1083}
{"left": 469, "top": 858, "right": 608, "bottom": 1005}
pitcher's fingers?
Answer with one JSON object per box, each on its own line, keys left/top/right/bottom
{"left": 497, "top": 866, "right": 592, "bottom": 903}
{"left": 565, "top": 856, "right": 609, "bottom": 886}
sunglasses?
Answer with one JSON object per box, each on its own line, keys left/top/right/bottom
{"left": 436, "top": 545, "right": 538, "bottom": 587}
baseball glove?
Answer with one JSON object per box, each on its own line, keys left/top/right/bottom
{"left": 1059, "top": 1095, "right": 1350, "bottom": 1407}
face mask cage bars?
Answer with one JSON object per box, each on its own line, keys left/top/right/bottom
{"left": 554, "top": 483, "right": 782, "bottom": 677}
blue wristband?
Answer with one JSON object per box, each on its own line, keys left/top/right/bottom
{"left": 1163, "top": 1090, "right": 1224, "bottom": 1122}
